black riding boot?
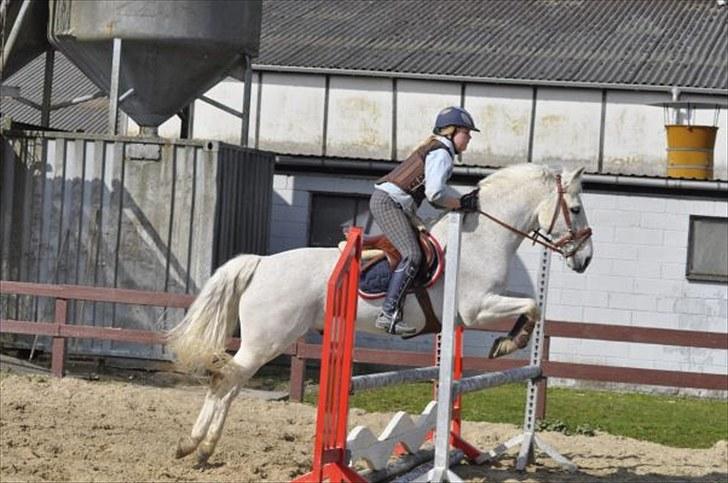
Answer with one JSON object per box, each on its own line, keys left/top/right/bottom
{"left": 375, "top": 258, "right": 418, "bottom": 336}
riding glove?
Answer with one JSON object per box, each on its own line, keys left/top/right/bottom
{"left": 459, "top": 188, "right": 480, "bottom": 212}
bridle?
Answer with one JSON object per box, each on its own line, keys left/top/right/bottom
{"left": 476, "top": 174, "right": 593, "bottom": 258}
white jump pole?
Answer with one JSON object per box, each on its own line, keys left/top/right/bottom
{"left": 417, "top": 211, "right": 464, "bottom": 483}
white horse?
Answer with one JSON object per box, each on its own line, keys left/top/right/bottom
{"left": 167, "top": 163, "right": 593, "bottom": 464}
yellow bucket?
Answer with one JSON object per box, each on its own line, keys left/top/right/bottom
{"left": 665, "top": 125, "right": 717, "bottom": 179}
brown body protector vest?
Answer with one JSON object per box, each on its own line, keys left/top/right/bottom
{"left": 376, "top": 139, "right": 450, "bottom": 208}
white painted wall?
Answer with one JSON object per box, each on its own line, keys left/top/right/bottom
{"left": 465, "top": 84, "right": 533, "bottom": 166}
{"left": 531, "top": 88, "right": 602, "bottom": 172}
{"left": 193, "top": 77, "right": 248, "bottom": 145}
{"left": 257, "top": 73, "right": 325, "bottom": 155}
{"left": 603, "top": 90, "right": 669, "bottom": 176}
{"left": 269, "top": 172, "right": 728, "bottom": 388}
{"left": 125, "top": 72, "right": 728, "bottom": 181}
{"left": 395, "top": 80, "right": 460, "bottom": 159}
{"left": 326, "top": 77, "right": 393, "bottom": 159}
{"left": 688, "top": 93, "right": 728, "bottom": 181}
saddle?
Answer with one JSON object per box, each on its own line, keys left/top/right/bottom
{"left": 341, "top": 228, "right": 444, "bottom": 338}
{"left": 359, "top": 231, "right": 437, "bottom": 274}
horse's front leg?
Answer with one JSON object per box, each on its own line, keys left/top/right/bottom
{"left": 469, "top": 293, "right": 540, "bottom": 358}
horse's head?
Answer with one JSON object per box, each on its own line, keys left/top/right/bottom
{"left": 536, "top": 167, "right": 593, "bottom": 273}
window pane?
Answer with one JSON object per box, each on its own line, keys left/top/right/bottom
{"left": 687, "top": 216, "right": 728, "bottom": 283}
{"left": 310, "top": 194, "right": 362, "bottom": 247}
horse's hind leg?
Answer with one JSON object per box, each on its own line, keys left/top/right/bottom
{"left": 175, "top": 360, "right": 256, "bottom": 462}
{"left": 175, "top": 390, "right": 216, "bottom": 459}
{"left": 194, "top": 363, "right": 247, "bottom": 465}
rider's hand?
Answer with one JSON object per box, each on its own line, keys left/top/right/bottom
{"left": 459, "top": 188, "right": 479, "bottom": 212}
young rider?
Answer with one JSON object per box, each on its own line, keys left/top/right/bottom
{"left": 370, "top": 106, "right": 480, "bottom": 335}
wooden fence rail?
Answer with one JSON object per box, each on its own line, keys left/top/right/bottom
{"left": 2, "top": 280, "right": 726, "bottom": 417}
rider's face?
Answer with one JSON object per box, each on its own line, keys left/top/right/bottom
{"left": 453, "top": 128, "right": 471, "bottom": 153}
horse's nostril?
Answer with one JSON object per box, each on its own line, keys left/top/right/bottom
{"left": 584, "top": 256, "right": 592, "bottom": 269}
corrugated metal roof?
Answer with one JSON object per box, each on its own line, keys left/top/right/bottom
{"left": 2, "top": 0, "right": 725, "bottom": 134}
{"left": 258, "top": 0, "right": 728, "bottom": 90}
{"left": 1, "top": 52, "right": 107, "bottom": 133}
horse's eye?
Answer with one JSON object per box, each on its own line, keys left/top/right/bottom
{"left": 570, "top": 206, "right": 581, "bottom": 215}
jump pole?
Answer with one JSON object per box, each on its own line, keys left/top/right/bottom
{"left": 418, "top": 212, "right": 576, "bottom": 482}
{"left": 417, "top": 211, "right": 466, "bottom": 483}
{"left": 479, "top": 245, "right": 576, "bottom": 472}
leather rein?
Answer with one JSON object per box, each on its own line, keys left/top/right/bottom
{"left": 476, "top": 174, "right": 593, "bottom": 258}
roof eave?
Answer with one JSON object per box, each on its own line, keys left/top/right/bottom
{"left": 251, "top": 63, "right": 728, "bottom": 96}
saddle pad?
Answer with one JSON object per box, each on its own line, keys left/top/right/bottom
{"left": 359, "top": 257, "right": 392, "bottom": 296}
{"left": 359, "top": 245, "right": 444, "bottom": 300}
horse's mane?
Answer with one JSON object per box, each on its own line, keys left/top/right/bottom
{"left": 477, "top": 164, "right": 555, "bottom": 198}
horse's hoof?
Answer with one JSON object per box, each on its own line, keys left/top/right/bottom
{"left": 196, "top": 441, "right": 215, "bottom": 466}
{"left": 175, "top": 437, "right": 197, "bottom": 459}
{"left": 512, "top": 318, "right": 536, "bottom": 349}
{"left": 488, "top": 336, "right": 517, "bottom": 359}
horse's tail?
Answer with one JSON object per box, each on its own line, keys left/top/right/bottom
{"left": 166, "top": 254, "right": 261, "bottom": 374}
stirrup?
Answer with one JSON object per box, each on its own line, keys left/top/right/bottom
{"left": 375, "top": 312, "right": 417, "bottom": 336}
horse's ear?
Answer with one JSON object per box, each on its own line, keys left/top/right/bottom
{"left": 563, "top": 167, "right": 585, "bottom": 192}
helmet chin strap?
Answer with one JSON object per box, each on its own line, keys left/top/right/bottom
{"left": 437, "top": 129, "right": 458, "bottom": 155}
{"left": 448, "top": 135, "right": 459, "bottom": 155}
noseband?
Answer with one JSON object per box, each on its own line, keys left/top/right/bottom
{"left": 476, "top": 174, "right": 593, "bottom": 258}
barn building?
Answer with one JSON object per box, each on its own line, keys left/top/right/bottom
{"left": 2, "top": 0, "right": 727, "bottom": 393}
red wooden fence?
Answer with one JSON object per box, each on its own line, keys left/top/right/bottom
{"left": 1, "top": 279, "right": 726, "bottom": 413}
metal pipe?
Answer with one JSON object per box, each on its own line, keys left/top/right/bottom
{"left": 11, "top": 95, "right": 41, "bottom": 110}
{"left": 199, "top": 94, "right": 243, "bottom": 119}
{"left": 580, "top": 173, "right": 728, "bottom": 191}
{"left": 454, "top": 365, "right": 541, "bottom": 395}
{"left": 274, "top": 155, "right": 728, "bottom": 192}
{"left": 0, "top": 0, "right": 10, "bottom": 20}
{"left": 241, "top": 54, "right": 253, "bottom": 147}
{"left": 50, "top": 90, "right": 106, "bottom": 111}
{"left": 108, "top": 38, "right": 122, "bottom": 135}
{"left": 118, "top": 88, "right": 134, "bottom": 103}
{"left": 1, "top": 0, "right": 31, "bottom": 73}
{"left": 350, "top": 365, "right": 439, "bottom": 393}
{"left": 40, "top": 49, "right": 55, "bottom": 127}
{"left": 252, "top": 64, "right": 728, "bottom": 96}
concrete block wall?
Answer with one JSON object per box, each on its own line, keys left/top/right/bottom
{"left": 270, "top": 173, "right": 728, "bottom": 381}
{"left": 546, "top": 192, "right": 728, "bottom": 377}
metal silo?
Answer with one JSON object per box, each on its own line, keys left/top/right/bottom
{"left": 47, "top": 0, "right": 261, "bottom": 128}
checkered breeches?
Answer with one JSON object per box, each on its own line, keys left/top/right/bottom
{"left": 369, "top": 189, "right": 422, "bottom": 267}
